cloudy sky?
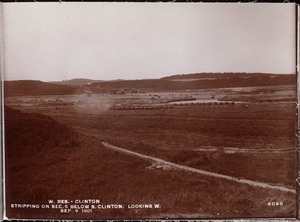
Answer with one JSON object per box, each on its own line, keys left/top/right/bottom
{"left": 3, "top": 3, "right": 296, "bottom": 81}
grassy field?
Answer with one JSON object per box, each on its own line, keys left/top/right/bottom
{"left": 4, "top": 84, "right": 297, "bottom": 219}
{"left": 51, "top": 102, "right": 296, "bottom": 187}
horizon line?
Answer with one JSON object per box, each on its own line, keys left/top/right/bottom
{"left": 4, "top": 72, "right": 296, "bottom": 82}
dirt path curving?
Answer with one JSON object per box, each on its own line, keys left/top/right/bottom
{"left": 102, "top": 142, "right": 296, "bottom": 194}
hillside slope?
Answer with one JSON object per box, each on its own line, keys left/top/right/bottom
{"left": 91, "top": 73, "right": 296, "bottom": 91}
{"left": 5, "top": 106, "right": 80, "bottom": 204}
{"left": 5, "top": 106, "right": 80, "bottom": 161}
{"left": 4, "top": 80, "right": 77, "bottom": 97}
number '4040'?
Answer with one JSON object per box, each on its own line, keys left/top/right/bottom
{"left": 267, "top": 202, "right": 283, "bottom": 206}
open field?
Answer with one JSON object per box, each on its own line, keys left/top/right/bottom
{"left": 4, "top": 78, "right": 297, "bottom": 219}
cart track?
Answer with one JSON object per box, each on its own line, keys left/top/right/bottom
{"left": 102, "top": 142, "right": 296, "bottom": 194}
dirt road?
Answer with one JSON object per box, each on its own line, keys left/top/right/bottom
{"left": 102, "top": 142, "right": 296, "bottom": 194}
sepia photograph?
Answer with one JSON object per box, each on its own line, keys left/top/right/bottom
{"left": 2, "top": 2, "right": 298, "bottom": 220}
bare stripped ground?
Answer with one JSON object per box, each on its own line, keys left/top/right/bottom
{"left": 102, "top": 142, "right": 296, "bottom": 194}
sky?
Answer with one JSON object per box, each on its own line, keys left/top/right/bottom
{"left": 3, "top": 3, "right": 297, "bottom": 81}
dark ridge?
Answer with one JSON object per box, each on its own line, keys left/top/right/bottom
{"left": 4, "top": 106, "right": 80, "bottom": 160}
{"left": 91, "top": 73, "right": 296, "bottom": 91}
{"left": 160, "top": 72, "right": 294, "bottom": 80}
{"left": 4, "top": 80, "right": 77, "bottom": 97}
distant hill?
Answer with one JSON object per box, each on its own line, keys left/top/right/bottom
{"left": 51, "top": 78, "right": 103, "bottom": 86}
{"left": 161, "top": 72, "right": 293, "bottom": 80}
{"left": 4, "top": 73, "right": 296, "bottom": 96}
{"left": 91, "top": 73, "right": 296, "bottom": 91}
{"left": 4, "top": 80, "right": 78, "bottom": 97}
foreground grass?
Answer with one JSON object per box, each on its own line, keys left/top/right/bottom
{"left": 6, "top": 134, "right": 296, "bottom": 219}
{"left": 52, "top": 103, "right": 296, "bottom": 188}
{"left": 5, "top": 102, "right": 296, "bottom": 219}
